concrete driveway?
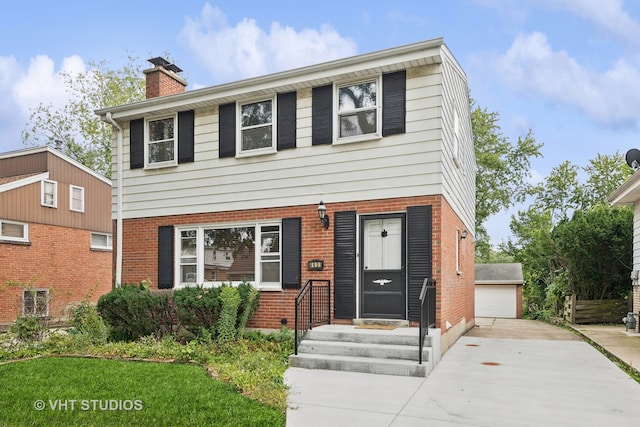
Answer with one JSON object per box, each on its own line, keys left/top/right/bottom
{"left": 286, "top": 318, "right": 640, "bottom": 426}
{"left": 467, "top": 317, "right": 581, "bottom": 340}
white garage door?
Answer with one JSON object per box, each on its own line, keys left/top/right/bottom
{"left": 475, "top": 285, "right": 517, "bottom": 318}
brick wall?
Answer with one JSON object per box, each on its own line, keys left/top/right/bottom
{"left": 117, "top": 194, "right": 474, "bottom": 331}
{"left": 0, "top": 223, "right": 113, "bottom": 324}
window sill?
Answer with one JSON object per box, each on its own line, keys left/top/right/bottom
{"left": 91, "top": 247, "right": 113, "bottom": 252}
{"left": 235, "top": 148, "right": 277, "bottom": 159}
{"left": 0, "top": 239, "right": 31, "bottom": 246}
{"left": 334, "top": 133, "right": 382, "bottom": 145}
{"left": 144, "top": 161, "right": 178, "bottom": 170}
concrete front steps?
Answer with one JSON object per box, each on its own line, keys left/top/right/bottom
{"left": 289, "top": 320, "right": 441, "bottom": 377}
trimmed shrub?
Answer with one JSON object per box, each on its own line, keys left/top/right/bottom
{"left": 97, "top": 284, "right": 177, "bottom": 341}
{"left": 8, "top": 316, "right": 45, "bottom": 343}
{"left": 173, "top": 286, "right": 222, "bottom": 336}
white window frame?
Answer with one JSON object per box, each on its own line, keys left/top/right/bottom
{"left": 335, "top": 76, "right": 381, "bottom": 144}
{"left": 145, "top": 114, "right": 178, "bottom": 168}
{"left": 175, "top": 221, "right": 282, "bottom": 290}
{"left": 0, "top": 219, "right": 29, "bottom": 243}
{"left": 91, "top": 232, "right": 112, "bottom": 250}
{"left": 452, "top": 105, "right": 462, "bottom": 168}
{"left": 69, "top": 185, "right": 85, "bottom": 212}
{"left": 23, "top": 289, "right": 49, "bottom": 317}
{"left": 41, "top": 180, "right": 57, "bottom": 208}
{"left": 236, "top": 97, "right": 277, "bottom": 157}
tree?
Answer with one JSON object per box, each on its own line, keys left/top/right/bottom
{"left": 505, "top": 152, "right": 634, "bottom": 318}
{"left": 553, "top": 205, "right": 632, "bottom": 300}
{"left": 472, "top": 99, "right": 543, "bottom": 260}
{"left": 22, "top": 57, "right": 146, "bottom": 178}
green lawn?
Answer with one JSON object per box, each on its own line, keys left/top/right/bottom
{"left": 0, "top": 357, "right": 285, "bottom": 427}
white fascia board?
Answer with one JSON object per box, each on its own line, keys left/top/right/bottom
{"left": 0, "top": 172, "right": 49, "bottom": 193}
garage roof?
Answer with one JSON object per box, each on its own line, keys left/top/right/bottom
{"left": 475, "top": 263, "right": 523, "bottom": 285}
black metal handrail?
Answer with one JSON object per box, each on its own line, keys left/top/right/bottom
{"left": 419, "top": 278, "right": 436, "bottom": 364}
{"left": 294, "top": 279, "right": 331, "bottom": 355}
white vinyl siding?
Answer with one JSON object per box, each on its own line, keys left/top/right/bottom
{"left": 110, "top": 45, "right": 474, "bottom": 235}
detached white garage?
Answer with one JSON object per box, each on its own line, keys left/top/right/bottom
{"left": 475, "top": 263, "right": 523, "bottom": 319}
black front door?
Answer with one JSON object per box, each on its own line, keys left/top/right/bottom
{"left": 360, "top": 214, "right": 406, "bottom": 319}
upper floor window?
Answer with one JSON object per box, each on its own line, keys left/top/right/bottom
{"left": 239, "top": 98, "right": 274, "bottom": 155}
{"left": 91, "top": 232, "right": 112, "bottom": 250}
{"left": 41, "top": 180, "right": 57, "bottom": 208}
{"left": 146, "top": 115, "right": 176, "bottom": 167}
{"left": 337, "top": 78, "right": 379, "bottom": 140}
{"left": 0, "top": 219, "right": 28, "bottom": 243}
{"left": 70, "top": 185, "right": 85, "bottom": 212}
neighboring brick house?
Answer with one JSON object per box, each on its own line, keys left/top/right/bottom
{"left": 97, "top": 38, "right": 476, "bottom": 352}
{"left": 0, "top": 146, "right": 113, "bottom": 325}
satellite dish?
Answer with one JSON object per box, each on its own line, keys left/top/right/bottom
{"left": 625, "top": 149, "right": 640, "bottom": 170}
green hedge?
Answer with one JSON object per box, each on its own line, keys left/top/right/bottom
{"left": 97, "top": 282, "right": 260, "bottom": 342}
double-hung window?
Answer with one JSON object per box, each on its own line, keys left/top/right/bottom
{"left": 178, "top": 222, "right": 281, "bottom": 289}
{"left": 337, "top": 78, "right": 379, "bottom": 141}
{"left": 41, "top": 180, "right": 57, "bottom": 208}
{"left": 0, "top": 219, "right": 28, "bottom": 243}
{"left": 70, "top": 185, "right": 85, "bottom": 212}
{"left": 23, "top": 289, "right": 49, "bottom": 317}
{"left": 239, "top": 98, "right": 275, "bottom": 155}
{"left": 146, "top": 115, "right": 177, "bottom": 167}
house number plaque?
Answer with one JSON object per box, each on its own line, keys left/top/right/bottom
{"left": 307, "top": 259, "right": 324, "bottom": 271}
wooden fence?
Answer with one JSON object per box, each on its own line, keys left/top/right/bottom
{"left": 563, "top": 294, "right": 631, "bottom": 324}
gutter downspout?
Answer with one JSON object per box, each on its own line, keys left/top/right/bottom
{"left": 105, "top": 112, "right": 123, "bottom": 287}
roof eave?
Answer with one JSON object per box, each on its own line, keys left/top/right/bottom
{"left": 96, "top": 38, "right": 445, "bottom": 122}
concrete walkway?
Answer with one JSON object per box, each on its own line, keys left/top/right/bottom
{"left": 285, "top": 318, "right": 640, "bottom": 426}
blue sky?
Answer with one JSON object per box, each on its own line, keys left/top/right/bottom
{"left": 1, "top": 0, "right": 639, "bottom": 244}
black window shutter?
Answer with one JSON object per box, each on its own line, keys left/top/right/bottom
{"left": 277, "top": 92, "right": 297, "bottom": 150}
{"left": 158, "top": 225, "right": 174, "bottom": 289}
{"left": 334, "top": 211, "right": 356, "bottom": 318}
{"left": 219, "top": 103, "right": 236, "bottom": 158}
{"left": 282, "top": 217, "right": 302, "bottom": 289}
{"left": 312, "top": 85, "right": 333, "bottom": 145}
{"left": 178, "top": 110, "right": 195, "bottom": 164}
{"left": 407, "top": 205, "right": 432, "bottom": 320}
{"left": 382, "top": 70, "right": 406, "bottom": 136}
{"left": 130, "top": 119, "right": 144, "bottom": 169}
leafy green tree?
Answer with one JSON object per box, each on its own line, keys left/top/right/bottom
{"left": 21, "top": 57, "right": 146, "bottom": 178}
{"left": 472, "top": 99, "right": 543, "bottom": 260}
{"left": 552, "top": 205, "right": 632, "bottom": 300}
{"left": 506, "top": 152, "right": 634, "bottom": 318}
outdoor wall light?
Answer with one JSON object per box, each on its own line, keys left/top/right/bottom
{"left": 318, "top": 201, "right": 330, "bottom": 229}
{"left": 460, "top": 229, "right": 469, "bottom": 240}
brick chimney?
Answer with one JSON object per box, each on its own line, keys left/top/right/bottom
{"left": 144, "top": 57, "right": 187, "bottom": 99}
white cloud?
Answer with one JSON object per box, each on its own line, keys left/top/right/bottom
{"left": 13, "top": 54, "right": 85, "bottom": 113}
{"left": 179, "top": 3, "right": 357, "bottom": 84}
{"left": 550, "top": 0, "right": 640, "bottom": 44}
{"left": 0, "top": 54, "right": 86, "bottom": 152}
{"left": 495, "top": 32, "right": 640, "bottom": 127}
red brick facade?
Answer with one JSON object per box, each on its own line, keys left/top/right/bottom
{"left": 0, "top": 223, "right": 113, "bottom": 324}
{"left": 116, "top": 194, "right": 475, "bottom": 332}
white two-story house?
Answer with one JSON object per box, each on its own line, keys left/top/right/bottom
{"left": 97, "top": 38, "right": 476, "bottom": 352}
